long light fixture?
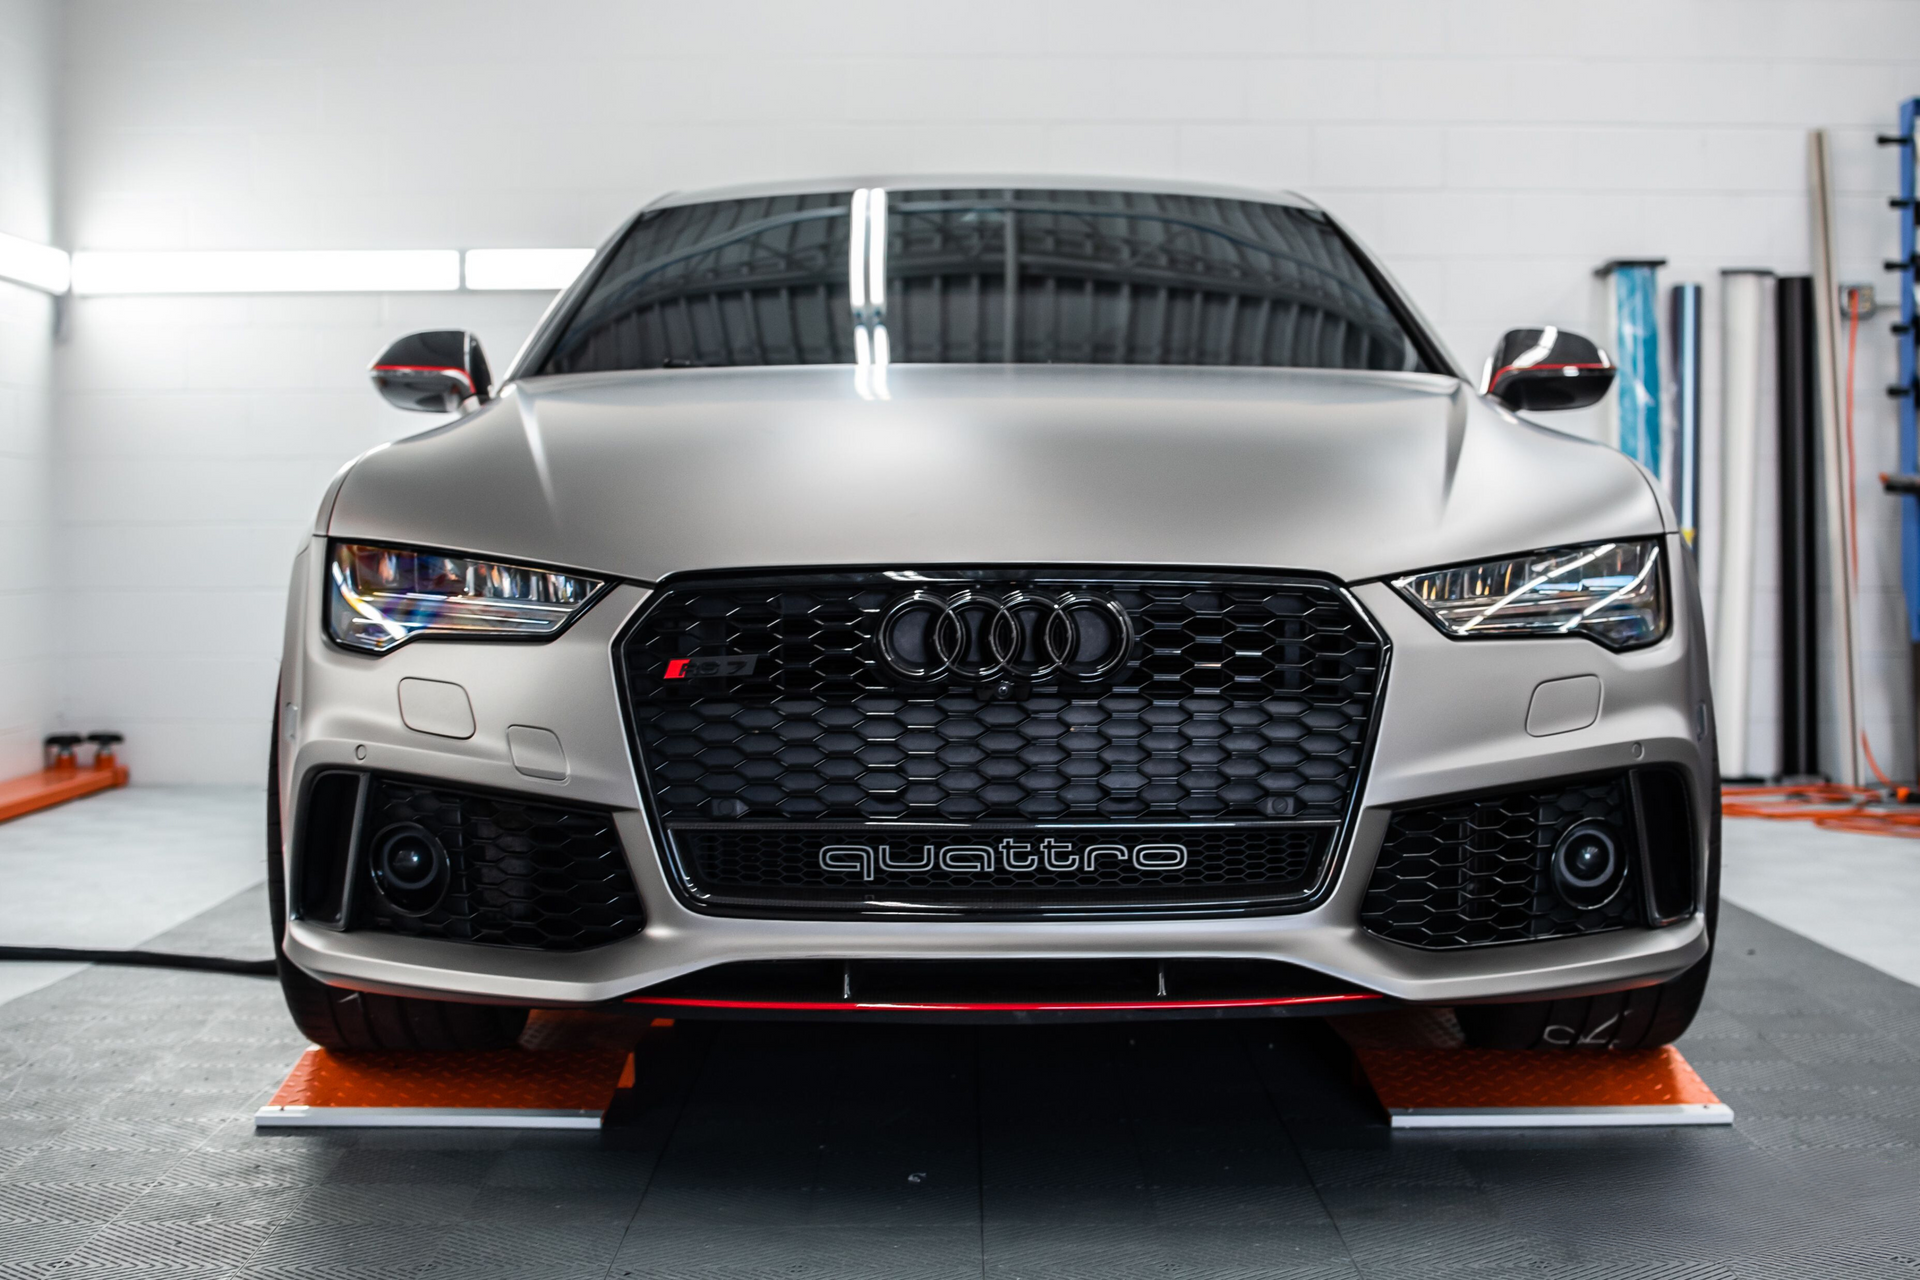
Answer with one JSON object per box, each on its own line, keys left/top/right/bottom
{"left": 71, "top": 249, "right": 461, "bottom": 295}
{"left": 463, "top": 248, "right": 593, "bottom": 291}
{"left": 62, "top": 247, "right": 599, "bottom": 295}
{"left": 0, "top": 231, "right": 71, "bottom": 294}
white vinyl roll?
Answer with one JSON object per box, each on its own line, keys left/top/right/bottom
{"left": 1715, "top": 270, "right": 1770, "bottom": 778}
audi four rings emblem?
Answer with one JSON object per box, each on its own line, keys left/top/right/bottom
{"left": 877, "top": 589, "right": 1134, "bottom": 681}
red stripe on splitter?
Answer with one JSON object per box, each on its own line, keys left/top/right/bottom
{"left": 626, "top": 993, "right": 1383, "bottom": 1014}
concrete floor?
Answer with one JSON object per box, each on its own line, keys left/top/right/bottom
{"left": 0, "top": 788, "right": 265, "bottom": 1005}
{"left": 1721, "top": 816, "right": 1920, "bottom": 988}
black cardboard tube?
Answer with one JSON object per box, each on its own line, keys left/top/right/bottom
{"left": 1777, "top": 275, "right": 1820, "bottom": 778}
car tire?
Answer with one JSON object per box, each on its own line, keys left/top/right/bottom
{"left": 267, "top": 702, "right": 530, "bottom": 1052}
{"left": 1459, "top": 794, "right": 1720, "bottom": 1052}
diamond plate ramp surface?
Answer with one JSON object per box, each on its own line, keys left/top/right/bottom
{"left": 254, "top": 1011, "right": 641, "bottom": 1129}
{"left": 1352, "top": 1043, "right": 1731, "bottom": 1127}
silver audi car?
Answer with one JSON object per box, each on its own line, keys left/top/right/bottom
{"left": 271, "top": 177, "right": 1716, "bottom": 1054}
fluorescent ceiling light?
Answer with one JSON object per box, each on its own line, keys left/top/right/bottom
{"left": 464, "top": 248, "right": 593, "bottom": 291}
{"left": 70, "top": 249, "right": 460, "bottom": 295}
{"left": 0, "top": 231, "right": 71, "bottom": 294}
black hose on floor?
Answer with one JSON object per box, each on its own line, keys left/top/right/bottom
{"left": 0, "top": 945, "right": 275, "bottom": 976}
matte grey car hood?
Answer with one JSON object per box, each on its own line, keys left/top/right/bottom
{"left": 325, "top": 364, "right": 1666, "bottom": 584}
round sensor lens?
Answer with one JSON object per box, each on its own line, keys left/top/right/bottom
{"left": 381, "top": 836, "right": 436, "bottom": 889}
{"left": 369, "top": 823, "right": 448, "bottom": 915}
{"left": 1550, "top": 821, "right": 1624, "bottom": 910}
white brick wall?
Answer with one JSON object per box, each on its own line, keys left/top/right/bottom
{"left": 50, "top": 0, "right": 1920, "bottom": 783}
{"left": 55, "top": 291, "right": 551, "bottom": 782}
{"left": 0, "top": 0, "right": 58, "bottom": 779}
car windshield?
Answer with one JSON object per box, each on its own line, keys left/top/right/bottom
{"left": 538, "top": 187, "right": 1433, "bottom": 376}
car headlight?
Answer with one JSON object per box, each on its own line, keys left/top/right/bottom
{"left": 326, "top": 542, "right": 606, "bottom": 654}
{"left": 1391, "top": 540, "right": 1667, "bottom": 650}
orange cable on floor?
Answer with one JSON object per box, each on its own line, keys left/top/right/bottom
{"left": 1722, "top": 780, "right": 1920, "bottom": 837}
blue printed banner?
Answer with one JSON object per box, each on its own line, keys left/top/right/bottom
{"left": 1610, "top": 264, "right": 1661, "bottom": 476}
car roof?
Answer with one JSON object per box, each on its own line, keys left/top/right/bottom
{"left": 645, "top": 175, "right": 1320, "bottom": 212}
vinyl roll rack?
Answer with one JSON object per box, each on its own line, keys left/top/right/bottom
{"left": 1882, "top": 98, "right": 1920, "bottom": 647}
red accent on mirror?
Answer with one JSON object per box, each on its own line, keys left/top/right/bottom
{"left": 1487, "top": 361, "right": 1612, "bottom": 394}
{"left": 371, "top": 364, "right": 475, "bottom": 390}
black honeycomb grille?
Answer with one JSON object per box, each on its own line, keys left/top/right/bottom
{"left": 672, "top": 824, "right": 1328, "bottom": 914}
{"left": 358, "top": 777, "right": 645, "bottom": 951}
{"left": 1360, "top": 775, "right": 1641, "bottom": 950}
{"left": 621, "top": 570, "right": 1382, "bottom": 825}
{"left": 618, "top": 569, "right": 1383, "bottom": 916}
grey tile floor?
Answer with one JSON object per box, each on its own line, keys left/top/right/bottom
{"left": 1, "top": 889, "right": 1919, "bottom": 1277}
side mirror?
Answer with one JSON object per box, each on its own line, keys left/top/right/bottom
{"left": 368, "top": 330, "right": 492, "bottom": 413}
{"left": 1482, "top": 327, "right": 1614, "bottom": 412}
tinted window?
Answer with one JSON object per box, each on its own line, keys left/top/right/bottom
{"left": 541, "top": 188, "right": 1430, "bottom": 375}
{"left": 542, "top": 192, "right": 856, "bottom": 375}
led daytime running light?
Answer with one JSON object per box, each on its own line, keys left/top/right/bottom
{"left": 326, "top": 543, "right": 605, "bottom": 653}
{"left": 1392, "top": 540, "right": 1668, "bottom": 650}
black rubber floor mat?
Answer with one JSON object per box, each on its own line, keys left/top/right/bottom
{"left": 3, "top": 891, "right": 1918, "bottom": 1277}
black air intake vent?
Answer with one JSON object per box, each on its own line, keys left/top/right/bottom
{"left": 297, "top": 771, "right": 645, "bottom": 951}
{"left": 357, "top": 778, "right": 644, "bottom": 951}
{"left": 1361, "top": 774, "right": 1647, "bottom": 950}
{"left": 294, "top": 771, "right": 362, "bottom": 927}
{"left": 1632, "top": 767, "right": 1698, "bottom": 924}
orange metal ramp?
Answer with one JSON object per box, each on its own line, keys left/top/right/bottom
{"left": 253, "top": 1011, "right": 648, "bottom": 1130}
{"left": 252, "top": 1007, "right": 1731, "bottom": 1132}
{"left": 1339, "top": 1010, "right": 1732, "bottom": 1129}
{"left": 0, "top": 760, "right": 128, "bottom": 824}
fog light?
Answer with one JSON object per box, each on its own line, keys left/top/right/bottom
{"left": 1550, "top": 821, "right": 1624, "bottom": 910}
{"left": 369, "top": 823, "right": 449, "bottom": 915}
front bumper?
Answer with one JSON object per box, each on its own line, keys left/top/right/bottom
{"left": 277, "top": 535, "right": 1714, "bottom": 1010}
